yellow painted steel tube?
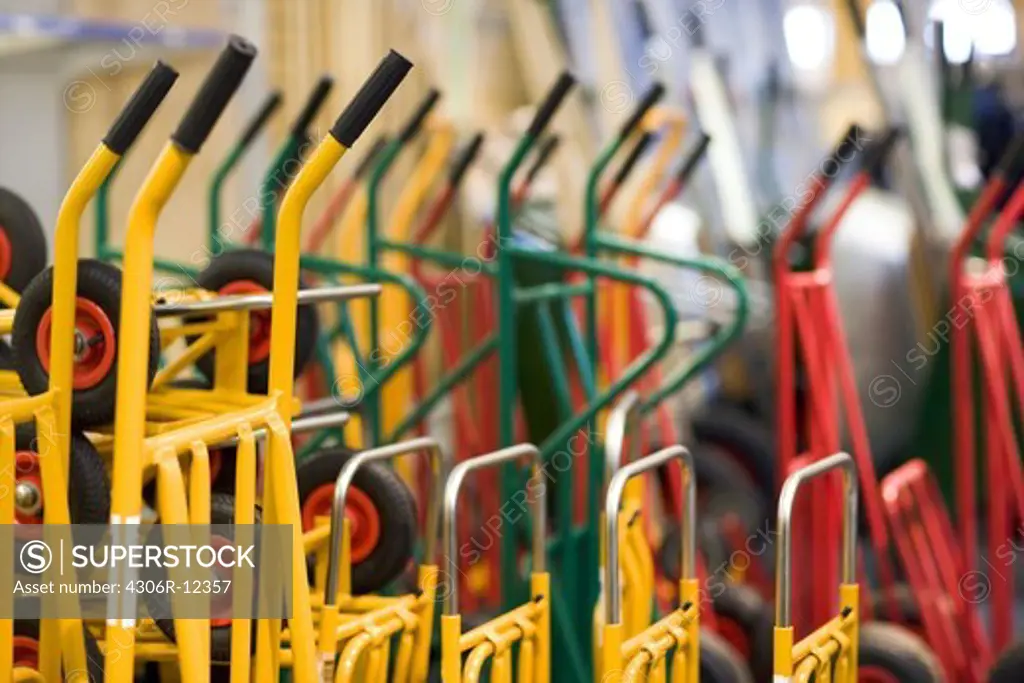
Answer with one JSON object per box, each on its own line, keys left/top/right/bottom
{"left": 265, "top": 133, "right": 347, "bottom": 681}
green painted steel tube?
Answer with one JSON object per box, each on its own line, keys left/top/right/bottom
{"left": 513, "top": 281, "right": 591, "bottom": 304}
{"left": 495, "top": 135, "right": 533, "bottom": 617}
{"left": 299, "top": 252, "right": 431, "bottom": 407}
{"left": 207, "top": 143, "right": 246, "bottom": 253}
{"left": 595, "top": 233, "right": 749, "bottom": 411}
{"left": 258, "top": 137, "right": 303, "bottom": 250}
{"left": 377, "top": 238, "right": 497, "bottom": 274}
{"left": 94, "top": 165, "right": 117, "bottom": 260}
{"left": 385, "top": 334, "right": 498, "bottom": 442}
{"left": 363, "top": 139, "right": 404, "bottom": 444}
{"left": 534, "top": 302, "right": 580, "bottom": 620}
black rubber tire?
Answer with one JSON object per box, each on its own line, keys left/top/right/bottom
{"left": 145, "top": 493, "right": 259, "bottom": 663}
{"left": 13, "top": 615, "right": 105, "bottom": 682}
{"left": 867, "top": 583, "right": 922, "bottom": 630}
{"left": 711, "top": 582, "right": 774, "bottom": 683}
{"left": 691, "top": 402, "right": 775, "bottom": 496}
{"left": 989, "top": 640, "right": 1024, "bottom": 682}
{"left": 14, "top": 423, "right": 109, "bottom": 524}
{"left": 858, "top": 621, "right": 946, "bottom": 682}
{"left": 0, "top": 187, "right": 47, "bottom": 296}
{"left": 700, "top": 627, "right": 755, "bottom": 683}
{"left": 191, "top": 249, "right": 319, "bottom": 394}
{"left": 0, "top": 339, "right": 12, "bottom": 369}
{"left": 11, "top": 259, "right": 160, "bottom": 428}
{"left": 296, "top": 447, "right": 417, "bottom": 594}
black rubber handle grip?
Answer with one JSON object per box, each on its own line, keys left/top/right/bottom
{"left": 674, "top": 132, "right": 712, "bottom": 184}
{"left": 844, "top": 0, "right": 866, "bottom": 38}
{"left": 237, "top": 90, "right": 282, "bottom": 149}
{"left": 612, "top": 132, "right": 654, "bottom": 186}
{"left": 290, "top": 76, "right": 334, "bottom": 137}
{"left": 331, "top": 50, "right": 414, "bottom": 147}
{"left": 525, "top": 135, "right": 560, "bottom": 185}
{"left": 449, "top": 132, "right": 485, "bottom": 185}
{"left": 618, "top": 82, "right": 665, "bottom": 139}
{"left": 821, "top": 123, "right": 866, "bottom": 172}
{"left": 352, "top": 135, "right": 389, "bottom": 179}
{"left": 994, "top": 131, "right": 1024, "bottom": 179}
{"left": 527, "top": 72, "right": 575, "bottom": 138}
{"left": 397, "top": 87, "right": 441, "bottom": 144}
{"left": 103, "top": 61, "right": 179, "bottom": 155}
{"left": 862, "top": 126, "right": 903, "bottom": 174}
{"left": 172, "top": 35, "right": 257, "bottom": 154}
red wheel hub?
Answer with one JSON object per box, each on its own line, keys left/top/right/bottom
{"left": 12, "top": 635, "right": 39, "bottom": 668}
{"left": 858, "top": 668, "right": 902, "bottom": 683}
{"left": 0, "top": 226, "right": 11, "bottom": 281}
{"left": 36, "top": 297, "right": 116, "bottom": 390}
{"left": 208, "top": 448, "right": 224, "bottom": 486}
{"left": 301, "top": 484, "right": 381, "bottom": 563}
{"left": 715, "top": 616, "right": 750, "bottom": 661}
{"left": 209, "top": 535, "right": 235, "bottom": 628}
{"left": 14, "top": 451, "right": 44, "bottom": 524}
{"left": 219, "top": 280, "right": 271, "bottom": 364}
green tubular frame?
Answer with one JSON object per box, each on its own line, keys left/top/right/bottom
{"left": 95, "top": 164, "right": 200, "bottom": 277}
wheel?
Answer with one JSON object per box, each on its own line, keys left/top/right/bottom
{"left": 700, "top": 627, "right": 754, "bottom": 683}
{"left": 13, "top": 615, "right": 105, "bottom": 682}
{"left": 13, "top": 423, "right": 109, "bottom": 524}
{"left": 144, "top": 493, "right": 259, "bottom": 663}
{"left": 296, "top": 446, "right": 417, "bottom": 594}
{"left": 866, "top": 583, "right": 923, "bottom": 634}
{"left": 0, "top": 187, "right": 47, "bottom": 296}
{"left": 11, "top": 259, "right": 160, "bottom": 428}
{"left": 0, "top": 339, "right": 12, "bottom": 369}
{"left": 191, "top": 249, "right": 319, "bottom": 393}
{"left": 711, "top": 582, "right": 774, "bottom": 682}
{"left": 690, "top": 402, "right": 775, "bottom": 497}
{"left": 858, "top": 621, "right": 945, "bottom": 682}
{"left": 989, "top": 640, "right": 1024, "bottom": 682}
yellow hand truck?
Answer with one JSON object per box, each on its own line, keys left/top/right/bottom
{"left": 440, "top": 444, "right": 550, "bottom": 683}
{"left": 315, "top": 436, "right": 448, "bottom": 682}
{"left": 99, "top": 41, "right": 413, "bottom": 682}
{"left": 773, "top": 452, "right": 859, "bottom": 683}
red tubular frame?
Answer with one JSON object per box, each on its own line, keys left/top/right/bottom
{"left": 773, "top": 126, "right": 906, "bottom": 634}
{"left": 882, "top": 459, "right": 991, "bottom": 681}
{"left": 951, "top": 175, "right": 1024, "bottom": 651}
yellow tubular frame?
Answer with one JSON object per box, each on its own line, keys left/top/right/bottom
{"left": 334, "top": 181, "right": 370, "bottom": 445}
{"left": 317, "top": 437, "right": 444, "bottom": 682}
{"left": 107, "top": 130, "right": 349, "bottom": 681}
{"left": 0, "top": 141, "right": 120, "bottom": 683}
{"left": 441, "top": 445, "right": 550, "bottom": 683}
{"left": 600, "top": 445, "right": 698, "bottom": 683}
{"left": 773, "top": 453, "right": 860, "bottom": 683}
{"left": 380, "top": 119, "right": 454, "bottom": 480}
{"left": 107, "top": 140, "right": 193, "bottom": 682}
{"left": 262, "top": 133, "right": 348, "bottom": 680}
{"left": 606, "top": 107, "right": 687, "bottom": 384}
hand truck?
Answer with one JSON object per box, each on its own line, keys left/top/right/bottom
{"left": 99, "top": 42, "right": 412, "bottom": 682}
{"left": 773, "top": 452, "right": 860, "bottom": 683}
{"left": 773, "top": 123, "right": 905, "bottom": 632}
{"left": 948, "top": 130, "right": 1024, "bottom": 652}
{"left": 599, "top": 444, "right": 702, "bottom": 683}
{"left": 439, "top": 443, "right": 550, "bottom": 683}
{"left": 315, "top": 436, "right": 448, "bottom": 682}
{"left": 0, "top": 54, "right": 182, "bottom": 683}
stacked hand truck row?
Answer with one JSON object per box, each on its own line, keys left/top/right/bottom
{"left": 0, "top": 31, "right": 1021, "bottom": 683}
